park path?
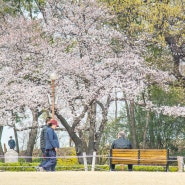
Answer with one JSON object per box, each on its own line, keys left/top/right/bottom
{"left": 0, "top": 171, "right": 185, "bottom": 185}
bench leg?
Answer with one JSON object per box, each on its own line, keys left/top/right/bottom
{"left": 166, "top": 163, "right": 169, "bottom": 172}
{"left": 120, "top": 164, "right": 124, "bottom": 171}
{"left": 128, "top": 164, "right": 133, "bottom": 171}
{"left": 110, "top": 164, "right": 115, "bottom": 171}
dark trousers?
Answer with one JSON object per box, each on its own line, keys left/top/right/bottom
{"left": 39, "top": 148, "right": 49, "bottom": 167}
{"left": 110, "top": 164, "right": 133, "bottom": 171}
{"left": 42, "top": 150, "right": 57, "bottom": 171}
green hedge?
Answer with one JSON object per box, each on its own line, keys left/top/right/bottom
{"left": 0, "top": 162, "right": 38, "bottom": 171}
{"left": 0, "top": 162, "right": 179, "bottom": 172}
{"left": 116, "top": 165, "right": 178, "bottom": 172}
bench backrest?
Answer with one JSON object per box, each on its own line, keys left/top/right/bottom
{"left": 110, "top": 149, "right": 169, "bottom": 165}
{"left": 140, "top": 149, "right": 168, "bottom": 165}
{"left": 110, "top": 149, "right": 139, "bottom": 165}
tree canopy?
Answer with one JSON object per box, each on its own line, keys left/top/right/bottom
{"left": 0, "top": 0, "right": 185, "bottom": 157}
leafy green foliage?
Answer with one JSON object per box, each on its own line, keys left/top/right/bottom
{"left": 0, "top": 162, "right": 37, "bottom": 171}
{"left": 150, "top": 85, "right": 185, "bottom": 106}
{"left": 101, "top": 0, "right": 185, "bottom": 77}
{"left": 57, "top": 147, "right": 79, "bottom": 166}
{"left": 133, "top": 85, "right": 185, "bottom": 155}
{"left": 102, "top": 0, "right": 185, "bottom": 42}
{"left": 0, "top": 162, "right": 178, "bottom": 172}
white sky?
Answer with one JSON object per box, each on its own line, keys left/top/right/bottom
{"left": 1, "top": 126, "right": 14, "bottom": 151}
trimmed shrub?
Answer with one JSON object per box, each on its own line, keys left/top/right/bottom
{"left": 57, "top": 147, "right": 79, "bottom": 166}
{"left": 0, "top": 162, "right": 179, "bottom": 172}
{"left": 0, "top": 162, "right": 38, "bottom": 171}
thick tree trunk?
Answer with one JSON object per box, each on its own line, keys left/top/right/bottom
{"left": 24, "top": 109, "right": 38, "bottom": 162}
{"left": 87, "top": 103, "right": 96, "bottom": 163}
{"left": 55, "top": 111, "right": 86, "bottom": 164}
{"left": 13, "top": 127, "right": 19, "bottom": 153}
{"left": 56, "top": 99, "right": 110, "bottom": 164}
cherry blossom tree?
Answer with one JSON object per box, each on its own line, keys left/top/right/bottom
{"left": 0, "top": 17, "right": 52, "bottom": 160}
{"left": 0, "top": 0, "right": 173, "bottom": 162}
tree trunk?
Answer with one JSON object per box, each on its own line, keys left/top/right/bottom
{"left": 56, "top": 99, "right": 110, "bottom": 164}
{"left": 0, "top": 126, "right": 4, "bottom": 161}
{"left": 115, "top": 91, "right": 118, "bottom": 120}
{"left": 129, "top": 100, "right": 137, "bottom": 148}
{"left": 165, "top": 36, "right": 183, "bottom": 79}
{"left": 125, "top": 99, "right": 137, "bottom": 148}
{"left": 13, "top": 127, "right": 19, "bottom": 153}
{"left": 142, "top": 111, "right": 150, "bottom": 149}
{"left": 24, "top": 109, "right": 38, "bottom": 162}
{"left": 87, "top": 103, "right": 96, "bottom": 163}
{"left": 55, "top": 111, "right": 86, "bottom": 164}
{"left": 148, "top": 114, "right": 155, "bottom": 148}
{"left": 93, "top": 101, "right": 109, "bottom": 164}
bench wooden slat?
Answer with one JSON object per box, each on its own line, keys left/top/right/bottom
{"left": 112, "top": 160, "right": 138, "bottom": 164}
{"left": 139, "top": 149, "right": 168, "bottom": 165}
{"left": 111, "top": 149, "right": 139, "bottom": 165}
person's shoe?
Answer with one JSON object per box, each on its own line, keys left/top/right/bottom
{"left": 38, "top": 167, "right": 46, "bottom": 172}
{"left": 35, "top": 166, "right": 40, "bottom": 171}
{"left": 110, "top": 169, "right": 115, "bottom": 172}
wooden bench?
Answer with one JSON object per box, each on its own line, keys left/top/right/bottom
{"left": 110, "top": 149, "right": 169, "bottom": 171}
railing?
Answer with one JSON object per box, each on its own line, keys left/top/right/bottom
{"left": 0, "top": 153, "right": 184, "bottom": 172}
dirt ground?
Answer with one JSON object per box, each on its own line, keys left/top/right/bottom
{"left": 0, "top": 171, "right": 185, "bottom": 185}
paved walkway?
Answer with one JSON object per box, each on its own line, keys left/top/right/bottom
{"left": 1, "top": 171, "right": 185, "bottom": 185}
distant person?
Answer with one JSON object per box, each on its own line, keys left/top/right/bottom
{"left": 8, "top": 136, "right": 16, "bottom": 150}
{"left": 37, "top": 116, "right": 52, "bottom": 169}
{"left": 110, "top": 131, "right": 133, "bottom": 171}
{"left": 39, "top": 119, "right": 59, "bottom": 172}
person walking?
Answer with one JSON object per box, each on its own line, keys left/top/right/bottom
{"left": 110, "top": 131, "right": 133, "bottom": 171}
{"left": 8, "top": 136, "right": 16, "bottom": 150}
{"left": 39, "top": 119, "right": 59, "bottom": 172}
{"left": 38, "top": 116, "right": 52, "bottom": 168}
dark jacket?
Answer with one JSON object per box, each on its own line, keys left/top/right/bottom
{"left": 8, "top": 139, "right": 16, "bottom": 149}
{"left": 40, "top": 125, "right": 48, "bottom": 149}
{"left": 111, "top": 137, "right": 132, "bottom": 149}
{"left": 45, "top": 127, "right": 59, "bottom": 150}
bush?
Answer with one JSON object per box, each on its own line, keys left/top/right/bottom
{"left": 114, "top": 165, "right": 178, "bottom": 172}
{"left": 0, "top": 162, "right": 179, "bottom": 172}
{"left": 0, "top": 162, "right": 38, "bottom": 171}
{"left": 57, "top": 147, "right": 79, "bottom": 166}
